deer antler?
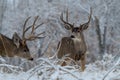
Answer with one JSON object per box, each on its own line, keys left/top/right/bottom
{"left": 60, "top": 9, "right": 74, "bottom": 30}
{"left": 22, "top": 17, "right": 31, "bottom": 40}
{"left": 22, "top": 16, "right": 44, "bottom": 43}
{"left": 79, "top": 7, "right": 92, "bottom": 30}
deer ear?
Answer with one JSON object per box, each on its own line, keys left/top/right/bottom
{"left": 64, "top": 24, "right": 72, "bottom": 30}
{"left": 12, "top": 32, "right": 21, "bottom": 48}
{"left": 79, "top": 23, "right": 89, "bottom": 31}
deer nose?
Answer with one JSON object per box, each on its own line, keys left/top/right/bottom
{"left": 70, "top": 35, "right": 75, "bottom": 38}
{"left": 28, "top": 58, "right": 34, "bottom": 61}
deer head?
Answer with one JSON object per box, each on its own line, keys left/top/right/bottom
{"left": 57, "top": 8, "right": 92, "bottom": 71}
{"left": 0, "top": 16, "right": 44, "bottom": 60}
{"left": 60, "top": 8, "right": 92, "bottom": 39}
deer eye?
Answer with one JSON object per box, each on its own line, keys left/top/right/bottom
{"left": 77, "top": 30, "right": 80, "bottom": 32}
{"left": 23, "top": 49, "right": 27, "bottom": 52}
{"left": 15, "top": 39, "right": 18, "bottom": 41}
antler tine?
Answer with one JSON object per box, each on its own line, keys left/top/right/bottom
{"left": 60, "top": 10, "right": 74, "bottom": 29}
{"left": 60, "top": 12, "right": 67, "bottom": 24}
{"left": 35, "top": 22, "right": 44, "bottom": 30}
{"left": 25, "top": 31, "right": 45, "bottom": 41}
{"left": 36, "top": 31, "right": 45, "bottom": 37}
{"left": 24, "top": 16, "right": 45, "bottom": 41}
{"left": 88, "top": 7, "right": 92, "bottom": 24}
{"left": 31, "top": 16, "right": 39, "bottom": 35}
{"left": 66, "top": 8, "right": 68, "bottom": 22}
{"left": 22, "top": 22, "right": 43, "bottom": 36}
{"left": 22, "top": 17, "right": 31, "bottom": 40}
{"left": 80, "top": 7, "right": 92, "bottom": 30}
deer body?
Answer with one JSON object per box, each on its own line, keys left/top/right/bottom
{"left": 57, "top": 8, "right": 92, "bottom": 71}
{"left": 0, "top": 33, "right": 17, "bottom": 57}
{"left": 58, "top": 33, "right": 87, "bottom": 60}
{"left": 57, "top": 37, "right": 75, "bottom": 59}
{"left": 0, "top": 16, "right": 44, "bottom": 60}
{"left": 0, "top": 33, "right": 31, "bottom": 59}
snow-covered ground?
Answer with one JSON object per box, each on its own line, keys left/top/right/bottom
{"left": 0, "top": 0, "right": 120, "bottom": 80}
{"left": 0, "top": 54, "right": 119, "bottom": 80}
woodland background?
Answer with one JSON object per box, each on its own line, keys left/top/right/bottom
{"left": 0, "top": 0, "right": 120, "bottom": 80}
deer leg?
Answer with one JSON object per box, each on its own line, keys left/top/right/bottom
{"left": 80, "top": 54, "right": 86, "bottom": 71}
{"left": 61, "top": 57, "right": 71, "bottom": 66}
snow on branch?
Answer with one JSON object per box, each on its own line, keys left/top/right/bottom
{"left": 0, "top": 56, "right": 6, "bottom": 63}
{"left": 0, "top": 64, "right": 23, "bottom": 73}
{"left": 26, "top": 58, "right": 82, "bottom": 80}
{"left": 102, "top": 54, "right": 120, "bottom": 80}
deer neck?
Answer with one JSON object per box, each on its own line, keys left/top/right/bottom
{"left": 71, "top": 32, "right": 85, "bottom": 43}
{"left": 71, "top": 32, "right": 87, "bottom": 54}
{"left": 0, "top": 34, "right": 16, "bottom": 57}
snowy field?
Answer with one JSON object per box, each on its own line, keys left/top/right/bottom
{"left": 0, "top": 0, "right": 120, "bottom": 80}
{"left": 0, "top": 54, "right": 119, "bottom": 80}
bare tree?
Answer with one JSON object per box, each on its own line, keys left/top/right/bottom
{"left": 0, "top": 0, "right": 7, "bottom": 31}
{"left": 95, "top": 16, "right": 107, "bottom": 59}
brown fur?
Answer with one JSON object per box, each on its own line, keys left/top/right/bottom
{"left": 0, "top": 33, "right": 32, "bottom": 60}
{"left": 57, "top": 34, "right": 86, "bottom": 71}
{"left": 57, "top": 8, "right": 92, "bottom": 71}
{"left": 0, "top": 16, "right": 44, "bottom": 60}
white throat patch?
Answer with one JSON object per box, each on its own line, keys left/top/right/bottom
{"left": 72, "top": 37, "right": 81, "bottom": 42}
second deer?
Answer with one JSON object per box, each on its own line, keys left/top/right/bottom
{"left": 57, "top": 8, "right": 92, "bottom": 71}
{"left": 0, "top": 16, "right": 44, "bottom": 60}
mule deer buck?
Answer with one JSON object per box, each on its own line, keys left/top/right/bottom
{"left": 0, "top": 16, "right": 44, "bottom": 60}
{"left": 57, "top": 8, "right": 92, "bottom": 71}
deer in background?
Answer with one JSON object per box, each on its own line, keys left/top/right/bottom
{"left": 0, "top": 16, "right": 44, "bottom": 60}
{"left": 57, "top": 8, "right": 92, "bottom": 71}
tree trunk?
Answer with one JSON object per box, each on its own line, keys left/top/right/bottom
{"left": 0, "top": 0, "right": 7, "bottom": 31}
{"left": 95, "top": 16, "right": 107, "bottom": 59}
